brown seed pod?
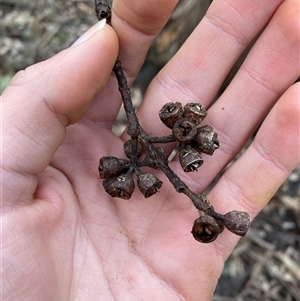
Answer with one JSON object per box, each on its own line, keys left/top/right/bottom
{"left": 183, "top": 103, "right": 207, "bottom": 125}
{"left": 172, "top": 118, "right": 197, "bottom": 144}
{"left": 137, "top": 173, "right": 163, "bottom": 198}
{"left": 224, "top": 211, "right": 251, "bottom": 236}
{"left": 124, "top": 139, "right": 144, "bottom": 159}
{"left": 191, "top": 215, "right": 220, "bottom": 243}
{"left": 103, "top": 174, "right": 135, "bottom": 199}
{"left": 99, "top": 156, "right": 129, "bottom": 179}
{"left": 179, "top": 145, "right": 203, "bottom": 172}
{"left": 159, "top": 102, "right": 183, "bottom": 129}
{"left": 192, "top": 125, "right": 219, "bottom": 155}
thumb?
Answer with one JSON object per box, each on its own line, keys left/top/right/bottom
{"left": 2, "top": 20, "right": 118, "bottom": 205}
{"left": 6, "top": 19, "right": 118, "bottom": 124}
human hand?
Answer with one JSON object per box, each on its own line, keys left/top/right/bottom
{"left": 2, "top": 1, "right": 299, "bottom": 301}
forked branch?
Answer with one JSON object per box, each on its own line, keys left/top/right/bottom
{"left": 95, "top": 0, "right": 250, "bottom": 243}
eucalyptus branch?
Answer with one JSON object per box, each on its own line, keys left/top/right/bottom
{"left": 95, "top": 0, "right": 250, "bottom": 243}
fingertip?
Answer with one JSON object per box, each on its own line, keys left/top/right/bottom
{"left": 71, "top": 19, "right": 108, "bottom": 48}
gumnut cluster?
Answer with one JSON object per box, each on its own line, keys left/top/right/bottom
{"left": 159, "top": 102, "right": 219, "bottom": 172}
{"left": 98, "top": 101, "right": 219, "bottom": 201}
{"left": 98, "top": 141, "right": 164, "bottom": 200}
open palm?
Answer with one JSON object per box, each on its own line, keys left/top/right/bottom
{"left": 2, "top": 0, "right": 299, "bottom": 300}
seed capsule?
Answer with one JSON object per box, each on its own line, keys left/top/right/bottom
{"left": 124, "top": 139, "right": 144, "bottom": 159}
{"left": 99, "top": 156, "right": 129, "bottom": 179}
{"left": 191, "top": 215, "right": 220, "bottom": 243}
{"left": 137, "top": 173, "right": 163, "bottom": 198}
{"left": 103, "top": 174, "right": 135, "bottom": 199}
{"left": 183, "top": 103, "right": 207, "bottom": 125}
{"left": 179, "top": 145, "right": 203, "bottom": 172}
{"left": 172, "top": 118, "right": 197, "bottom": 144}
{"left": 192, "top": 125, "right": 219, "bottom": 155}
{"left": 159, "top": 102, "right": 183, "bottom": 129}
{"left": 224, "top": 211, "right": 250, "bottom": 236}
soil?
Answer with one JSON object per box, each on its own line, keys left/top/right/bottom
{"left": 1, "top": 1, "right": 299, "bottom": 300}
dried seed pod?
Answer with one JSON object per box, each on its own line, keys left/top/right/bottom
{"left": 179, "top": 145, "right": 203, "bottom": 172}
{"left": 183, "top": 103, "right": 207, "bottom": 125}
{"left": 99, "top": 156, "right": 129, "bottom": 179}
{"left": 172, "top": 118, "right": 197, "bottom": 144}
{"left": 124, "top": 139, "right": 143, "bottom": 159}
{"left": 192, "top": 125, "right": 219, "bottom": 155}
{"left": 137, "top": 173, "right": 163, "bottom": 198}
{"left": 224, "top": 211, "right": 250, "bottom": 236}
{"left": 103, "top": 174, "right": 135, "bottom": 199}
{"left": 159, "top": 102, "right": 183, "bottom": 129}
{"left": 191, "top": 215, "right": 220, "bottom": 243}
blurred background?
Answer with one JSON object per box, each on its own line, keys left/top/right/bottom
{"left": 1, "top": 1, "right": 299, "bottom": 300}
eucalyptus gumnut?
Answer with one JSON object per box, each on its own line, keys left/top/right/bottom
{"left": 183, "top": 103, "right": 207, "bottom": 125}
{"left": 191, "top": 215, "right": 220, "bottom": 243}
{"left": 137, "top": 173, "right": 163, "bottom": 198}
{"left": 192, "top": 125, "right": 219, "bottom": 155}
{"left": 103, "top": 173, "right": 135, "bottom": 199}
{"left": 179, "top": 145, "right": 203, "bottom": 172}
{"left": 124, "top": 139, "right": 144, "bottom": 159}
{"left": 98, "top": 156, "right": 129, "bottom": 179}
{"left": 172, "top": 118, "right": 197, "bottom": 144}
{"left": 159, "top": 102, "right": 183, "bottom": 129}
{"left": 224, "top": 211, "right": 251, "bottom": 236}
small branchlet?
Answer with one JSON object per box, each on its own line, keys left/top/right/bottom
{"left": 94, "top": 0, "right": 111, "bottom": 23}
{"left": 95, "top": 0, "right": 250, "bottom": 243}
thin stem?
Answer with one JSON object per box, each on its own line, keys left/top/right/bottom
{"left": 113, "top": 60, "right": 140, "bottom": 137}
{"left": 148, "top": 135, "right": 176, "bottom": 143}
{"left": 94, "top": 0, "right": 111, "bottom": 23}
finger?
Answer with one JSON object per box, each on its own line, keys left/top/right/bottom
{"left": 112, "top": 0, "right": 179, "bottom": 76}
{"left": 2, "top": 22, "right": 118, "bottom": 207}
{"left": 82, "top": 0, "right": 179, "bottom": 125}
{"left": 210, "top": 83, "right": 300, "bottom": 257}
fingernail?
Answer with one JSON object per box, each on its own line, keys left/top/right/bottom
{"left": 71, "top": 19, "right": 107, "bottom": 48}
{"left": 94, "top": 18, "right": 107, "bottom": 31}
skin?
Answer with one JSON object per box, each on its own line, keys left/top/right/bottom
{"left": 2, "top": 0, "right": 299, "bottom": 300}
